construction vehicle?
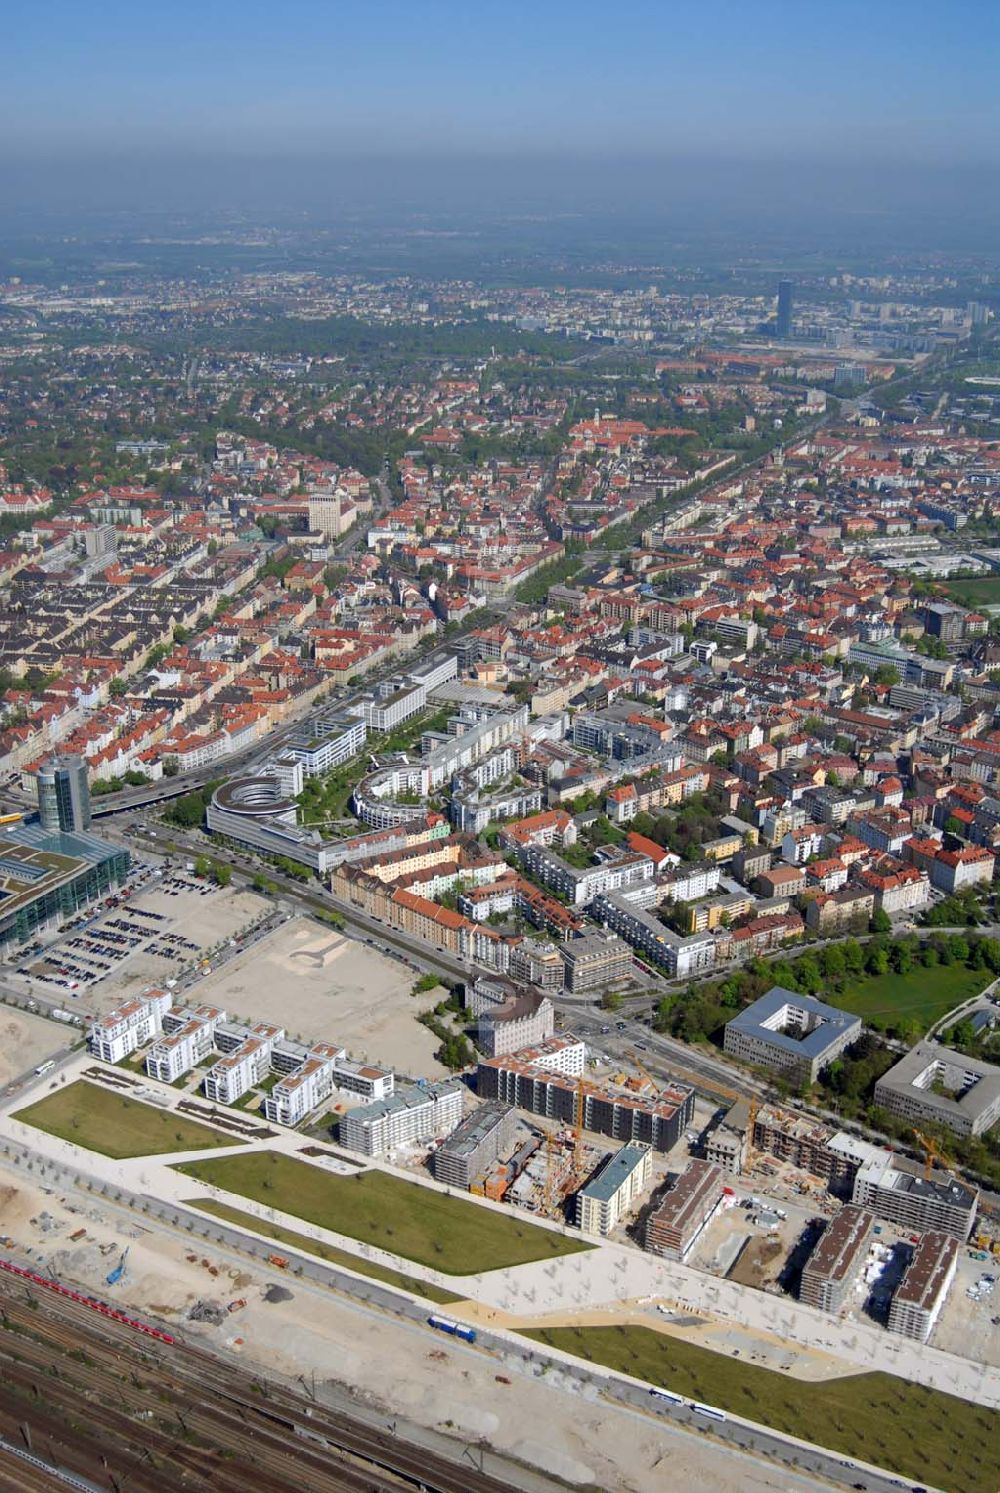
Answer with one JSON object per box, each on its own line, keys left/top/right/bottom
{"left": 105, "top": 1247, "right": 129, "bottom": 1286}
{"left": 228, "top": 1298, "right": 247, "bottom": 1313}
{"left": 0, "top": 812, "right": 24, "bottom": 826}
{"left": 267, "top": 1254, "right": 289, "bottom": 1270}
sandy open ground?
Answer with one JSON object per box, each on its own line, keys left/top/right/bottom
{"left": 0, "top": 1008, "right": 68, "bottom": 1087}
{"left": 0, "top": 1168, "right": 823, "bottom": 1493}
{"left": 191, "top": 917, "right": 447, "bottom": 1077}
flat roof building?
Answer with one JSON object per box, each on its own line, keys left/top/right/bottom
{"left": 888, "top": 1231, "right": 959, "bottom": 1343}
{"left": 704, "top": 1099, "right": 750, "bottom": 1176}
{"left": 644, "top": 1159, "right": 724, "bottom": 1260}
{"left": 852, "top": 1154, "right": 978, "bottom": 1242}
{"left": 874, "top": 1042, "right": 1000, "bottom": 1138}
{"left": 724, "top": 987, "right": 861, "bottom": 1084}
{"left": 340, "top": 1082, "right": 463, "bottom": 1157}
{"left": 576, "top": 1142, "right": 652, "bottom": 1237}
{"left": 432, "top": 1100, "right": 517, "bottom": 1190}
{"left": 560, "top": 931, "right": 633, "bottom": 993}
{"left": 799, "top": 1205, "right": 874, "bottom": 1313}
{"left": 479, "top": 1050, "right": 694, "bottom": 1154}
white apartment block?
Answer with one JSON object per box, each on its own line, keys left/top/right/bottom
{"left": 517, "top": 1034, "right": 588, "bottom": 1077}
{"left": 576, "top": 1142, "right": 652, "bottom": 1237}
{"left": 263, "top": 1050, "right": 341, "bottom": 1127}
{"left": 88, "top": 988, "right": 171, "bottom": 1063}
{"left": 340, "top": 1082, "right": 464, "bottom": 1157}
{"left": 145, "top": 1004, "right": 226, "bottom": 1084}
{"left": 204, "top": 1033, "right": 280, "bottom": 1104}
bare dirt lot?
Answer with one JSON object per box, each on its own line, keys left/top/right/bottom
{"left": 190, "top": 917, "right": 447, "bottom": 1077}
{"left": 0, "top": 1007, "right": 68, "bottom": 1087}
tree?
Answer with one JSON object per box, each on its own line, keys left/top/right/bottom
{"left": 109, "top": 677, "right": 128, "bottom": 697}
{"left": 212, "top": 862, "right": 232, "bottom": 888}
{"left": 193, "top": 855, "right": 211, "bottom": 879}
{"left": 601, "top": 990, "right": 624, "bottom": 1012}
{"left": 870, "top": 908, "right": 892, "bottom": 935}
{"left": 162, "top": 757, "right": 180, "bottom": 777}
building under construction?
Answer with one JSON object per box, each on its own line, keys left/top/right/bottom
{"left": 477, "top": 1051, "right": 694, "bottom": 1154}
{"left": 752, "top": 1104, "right": 862, "bottom": 1197}
{"left": 799, "top": 1205, "right": 874, "bottom": 1313}
{"left": 644, "top": 1159, "right": 725, "bottom": 1260}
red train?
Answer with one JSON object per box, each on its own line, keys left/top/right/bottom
{"left": 0, "top": 1255, "right": 175, "bottom": 1344}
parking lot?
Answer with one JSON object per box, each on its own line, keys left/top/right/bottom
{"left": 15, "top": 869, "right": 271, "bottom": 1014}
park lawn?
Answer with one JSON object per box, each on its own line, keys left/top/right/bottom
{"left": 185, "top": 1197, "right": 460, "bottom": 1305}
{"left": 13, "top": 1080, "right": 235, "bottom": 1159}
{"left": 524, "top": 1324, "right": 999, "bottom": 1493}
{"left": 175, "top": 1151, "right": 592, "bottom": 1275}
{"left": 944, "top": 574, "right": 1000, "bottom": 608}
{"left": 829, "top": 961, "right": 989, "bottom": 1031}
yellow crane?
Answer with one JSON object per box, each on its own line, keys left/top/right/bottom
{"left": 0, "top": 811, "right": 24, "bottom": 826}
{"left": 912, "top": 1129, "right": 955, "bottom": 1182}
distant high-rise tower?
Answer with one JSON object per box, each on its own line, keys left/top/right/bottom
{"left": 775, "top": 280, "right": 793, "bottom": 339}
{"left": 37, "top": 754, "right": 91, "bottom": 834}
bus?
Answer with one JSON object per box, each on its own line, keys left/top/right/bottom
{"left": 690, "top": 1402, "right": 727, "bottom": 1422}
{"left": 649, "top": 1388, "right": 684, "bottom": 1406}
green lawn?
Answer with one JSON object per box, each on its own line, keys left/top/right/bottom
{"left": 525, "top": 1325, "right": 1000, "bottom": 1493}
{"left": 944, "top": 574, "right": 1000, "bottom": 608}
{"left": 14, "top": 1081, "right": 236, "bottom": 1160}
{"left": 830, "top": 962, "right": 989, "bottom": 1031}
{"left": 185, "top": 1197, "right": 460, "bottom": 1305}
{"left": 175, "top": 1151, "right": 591, "bottom": 1275}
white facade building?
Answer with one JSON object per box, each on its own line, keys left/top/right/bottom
{"left": 88, "top": 988, "right": 171, "bottom": 1063}
{"left": 339, "top": 1082, "right": 464, "bottom": 1157}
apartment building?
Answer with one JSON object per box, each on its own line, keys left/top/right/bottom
{"left": 852, "top": 1154, "right": 978, "bottom": 1241}
{"left": 723, "top": 987, "right": 861, "bottom": 1084}
{"left": 560, "top": 931, "right": 633, "bottom": 993}
{"left": 431, "top": 1100, "right": 517, "bottom": 1189}
{"left": 466, "top": 977, "right": 555, "bottom": 1057}
{"left": 145, "top": 1003, "right": 226, "bottom": 1084}
{"left": 799, "top": 1205, "right": 874, "bottom": 1313}
{"left": 518, "top": 843, "right": 655, "bottom": 907}
{"left": 803, "top": 885, "right": 875, "bottom": 935}
{"left": 576, "top": 1142, "right": 652, "bottom": 1237}
{"left": 203, "top": 1035, "right": 275, "bottom": 1106}
{"left": 339, "top": 1081, "right": 464, "bottom": 1157}
{"left": 929, "top": 845, "right": 995, "bottom": 894}
{"left": 874, "top": 1042, "right": 1000, "bottom": 1138}
{"left": 644, "top": 1160, "right": 724, "bottom": 1260}
{"left": 285, "top": 709, "right": 367, "bottom": 776}
{"left": 509, "top": 939, "right": 565, "bottom": 989}
{"left": 855, "top": 859, "right": 929, "bottom": 914}
{"left": 887, "top": 1231, "right": 959, "bottom": 1343}
{"left": 591, "top": 892, "right": 716, "bottom": 978}
{"left": 262, "top": 1051, "right": 336, "bottom": 1126}
{"left": 478, "top": 1052, "right": 694, "bottom": 1153}
{"left": 87, "top": 988, "right": 171, "bottom": 1063}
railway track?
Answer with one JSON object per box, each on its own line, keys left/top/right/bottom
{"left": 0, "top": 1272, "right": 514, "bottom": 1493}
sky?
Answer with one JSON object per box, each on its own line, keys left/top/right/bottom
{"left": 3, "top": 0, "right": 999, "bottom": 167}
